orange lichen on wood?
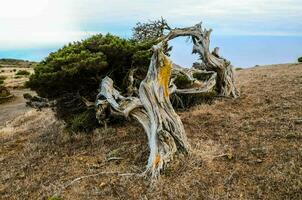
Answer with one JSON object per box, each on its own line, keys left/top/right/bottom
{"left": 153, "top": 154, "right": 161, "bottom": 167}
{"left": 157, "top": 54, "right": 172, "bottom": 97}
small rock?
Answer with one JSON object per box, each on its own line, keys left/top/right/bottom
{"left": 256, "top": 159, "right": 263, "bottom": 163}
{"left": 99, "top": 182, "right": 106, "bottom": 188}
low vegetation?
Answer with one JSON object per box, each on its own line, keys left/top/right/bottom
{"left": 0, "top": 59, "right": 34, "bottom": 89}
{"left": 15, "top": 70, "right": 30, "bottom": 76}
{"left": 0, "top": 75, "right": 6, "bottom": 85}
{"left": 298, "top": 57, "right": 302, "bottom": 63}
{"left": 0, "top": 74, "right": 13, "bottom": 103}
{"left": 26, "top": 34, "right": 155, "bottom": 132}
{"left": 0, "top": 86, "right": 12, "bottom": 103}
{"left": 0, "top": 58, "right": 36, "bottom": 68}
{"left": 0, "top": 75, "right": 11, "bottom": 103}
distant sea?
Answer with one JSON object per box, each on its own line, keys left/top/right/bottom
{"left": 0, "top": 36, "right": 301, "bottom": 68}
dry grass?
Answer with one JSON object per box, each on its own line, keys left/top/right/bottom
{"left": 0, "top": 67, "right": 34, "bottom": 89}
{"left": 1, "top": 63, "right": 302, "bottom": 199}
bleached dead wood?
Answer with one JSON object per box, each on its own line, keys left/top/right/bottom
{"left": 96, "top": 42, "right": 191, "bottom": 178}
{"left": 160, "top": 22, "right": 239, "bottom": 97}
{"left": 170, "top": 66, "right": 217, "bottom": 94}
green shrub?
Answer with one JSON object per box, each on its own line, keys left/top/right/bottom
{"left": 236, "top": 67, "right": 243, "bottom": 71}
{"left": 174, "top": 75, "right": 192, "bottom": 89}
{"left": 26, "top": 33, "right": 155, "bottom": 132}
{"left": 48, "top": 196, "right": 61, "bottom": 200}
{"left": 13, "top": 69, "right": 16, "bottom": 72}
{"left": 27, "top": 34, "right": 154, "bottom": 99}
{"left": 16, "top": 70, "right": 30, "bottom": 76}
{"left": 298, "top": 57, "right": 302, "bottom": 63}
{"left": 0, "top": 86, "right": 11, "bottom": 99}
{"left": 0, "top": 75, "right": 6, "bottom": 80}
{"left": 0, "top": 80, "right": 3, "bottom": 85}
{"left": 68, "top": 109, "right": 98, "bottom": 133}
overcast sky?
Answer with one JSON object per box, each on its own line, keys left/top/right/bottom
{"left": 0, "top": 0, "right": 301, "bottom": 66}
{"left": 0, "top": 0, "right": 301, "bottom": 49}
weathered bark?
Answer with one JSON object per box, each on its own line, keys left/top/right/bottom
{"left": 96, "top": 42, "right": 190, "bottom": 178}
{"left": 160, "top": 22, "right": 239, "bottom": 98}
{"left": 95, "top": 22, "right": 239, "bottom": 178}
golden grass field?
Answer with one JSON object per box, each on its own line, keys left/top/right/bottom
{"left": 0, "top": 63, "right": 301, "bottom": 199}
{"left": 0, "top": 67, "right": 34, "bottom": 89}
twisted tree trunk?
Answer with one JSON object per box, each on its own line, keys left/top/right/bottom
{"left": 96, "top": 43, "right": 190, "bottom": 178}
{"left": 161, "top": 22, "right": 239, "bottom": 98}
{"left": 138, "top": 43, "right": 190, "bottom": 177}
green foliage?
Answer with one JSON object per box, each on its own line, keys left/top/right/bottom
{"left": 0, "top": 58, "right": 26, "bottom": 63}
{"left": 236, "top": 67, "right": 243, "bottom": 71}
{"left": 68, "top": 109, "right": 98, "bottom": 133}
{"left": 16, "top": 70, "right": 30, "bottom": 75}
{"left": 0, "top": 58, "right": 36, "bottom": 67}
{"left": 174, "top": 75, "right": 192, "bottom": 89}
{"left": 48, "top": 196, "right": 61, "bottom": 200}
{"left": 171, "top": 92, "right": 216, "bottom": 109}
{"left": 298, "top": 57, "right": 302, "bottom": 63}
{"left": 26, "top": 33, "right": 154, "bottom": 132}
{"left": 0, "top": 80, "right": 3, "bottom": 85}
{"left": 27, "top": 34, "right": 153, "bottom": 99}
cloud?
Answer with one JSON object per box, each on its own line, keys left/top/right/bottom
{"left": 0, "top": 0, "right": 83, "bottom": 49}
{"left": 0, "top": 0, "right": 301, "bottom": 49}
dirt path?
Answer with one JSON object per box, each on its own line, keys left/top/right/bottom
{"left": 0, "top": 89, "right": 35, "bottom": 127}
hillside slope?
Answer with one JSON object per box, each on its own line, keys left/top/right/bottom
{"left": 0, "top": 63, "right": 301, "bottom": 199}
{"left": 0, "top": 59, "right": 36, "bottom": 68}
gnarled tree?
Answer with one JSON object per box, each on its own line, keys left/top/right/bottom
{"left": 96, "top": 22, "right": 238, "bottom": 178}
